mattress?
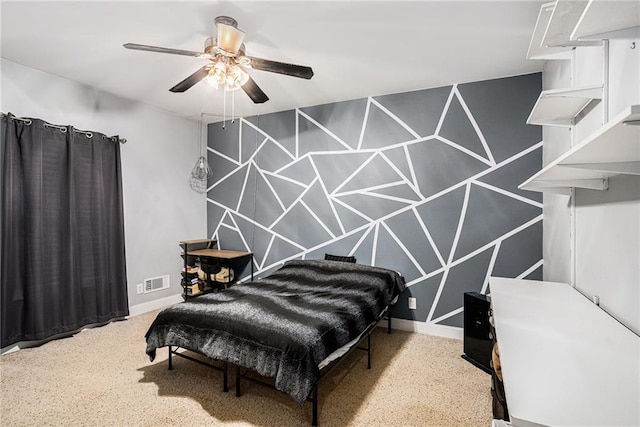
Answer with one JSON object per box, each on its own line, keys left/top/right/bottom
{"left": 145, "top": 260, "right": 405, "bottom": 403}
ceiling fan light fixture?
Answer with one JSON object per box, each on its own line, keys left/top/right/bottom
{"left": 227, "top": 65, "right": 249, "bottom": 89}
{"left": 125, "top": 15, "right": 312, "bottom": 105}
{"left": 216, "top": 22, "right": 245, "bottom": 55}
{"left": 206, "top": 60, "right": 248, "bottom": 91}
{"left": 207, "top": 61, "right": 227, "bottom": 86}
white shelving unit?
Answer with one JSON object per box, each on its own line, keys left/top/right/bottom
{"left": 527, "top": 1, "right": 602, "bottom": 61}
{"left": 503, "top": 5, "right": 640, "bottom": 427}
{"left": 526, "top": 84, "right": 603, "bottom": 126}
{"left": 571, "top": 0, "right": 640, "bottom": 41}
{"left": 544, "top": 0, "right": 597, "bottom": 47}
{"left": 520, "top": 104, "right": 640, "bottom": 193}
{"left": 527, "top": 2, "right": 574, "bottom": 59}
{"left": 490, "top": 277, "right": 640, "bottom": 427}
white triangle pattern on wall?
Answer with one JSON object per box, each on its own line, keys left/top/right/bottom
{"left": 207, "top": 83, "right": 543, "bottom": 327}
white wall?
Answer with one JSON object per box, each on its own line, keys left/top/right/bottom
{"left": 541, "top": 59, "right": 572, "bottom": 285}
{"left": 542, "top": 40, "right": 640, "bottom": 334}
{"left": 1, "top": 59, "right": 206, "bottom": 311}
{"left": 575, "top": 174, "right": 640, "bottom": 333}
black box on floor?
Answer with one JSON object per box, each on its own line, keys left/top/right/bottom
{"left": 462, "top": 291, "right": 492, "bottom": 374}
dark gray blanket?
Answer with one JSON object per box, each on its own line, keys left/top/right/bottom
{"left": 145, "top": 259, "right": 405, "bottom": 403}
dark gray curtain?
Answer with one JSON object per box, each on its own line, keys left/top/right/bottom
{"left": 1, "top": 114, "right": 128, "bottom": 348}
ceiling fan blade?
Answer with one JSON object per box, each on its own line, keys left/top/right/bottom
{"left": 123, "top": 43, "right": 209, "bottom": 58}
{"left": 169, "top": 66, "right": 211, "bottom": 93}
{"left": 241, "top": 76, "right": 269, "bottom": 104}
{"left": 243, "top": 56, "right": 314, "bottom": 80}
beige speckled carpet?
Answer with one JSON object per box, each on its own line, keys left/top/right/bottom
{"left": 0, "top": 310, "right": 491, "bottom": 426}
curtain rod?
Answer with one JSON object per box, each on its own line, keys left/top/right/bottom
{"left": 1, "top": 112, "right": 127, "bottom": 144}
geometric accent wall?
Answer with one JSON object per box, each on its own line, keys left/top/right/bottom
{"left": 207, "top": 73, "right": 542, "bottom": 328}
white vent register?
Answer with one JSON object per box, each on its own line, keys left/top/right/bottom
{"left": 144, "top": 275, "right": 170, "bottom": 293}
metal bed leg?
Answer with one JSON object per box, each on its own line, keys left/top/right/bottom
{"left": 235, "top": 365, "right": 241, "bottom": 397}
{"left": 312, "top": 384, "right": 318, "bottom": 427}
{"left": 168, "top": 346, "right": 173, "bottom": 370}
{"left": 223, "top": 362, "right": 228, "bottom": 392}
{"left": 367, "top": 334, "right": 371, "bottom": 369}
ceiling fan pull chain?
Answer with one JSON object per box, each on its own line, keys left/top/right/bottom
{"left": 222, "top": 87, "right": 227, "bottom": 129}
{"left": 200, "top": 112, "right": 205, "bottom": 155}
{"left": 231, "top": 90, "right": 235, "bottom": 124}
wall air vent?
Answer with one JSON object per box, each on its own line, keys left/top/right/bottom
{"left": 144, "top": 275, "right": 170, "bottom": 293}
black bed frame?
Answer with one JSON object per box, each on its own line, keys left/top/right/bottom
{"left": 166, "top": 310, "right": 393, "bottom": 426}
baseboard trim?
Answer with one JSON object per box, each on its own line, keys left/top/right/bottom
{"left": 1, "top": 296, "right": 181, "bottom": 355}
{"left": 128, "top": 294, "right": 182, "bottom": 317}
{"left": 381, "top": 317, "right": 463, "bottom": 340}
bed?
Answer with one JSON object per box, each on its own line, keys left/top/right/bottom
{"left": 145, "top": 259, "right": 405, "bottom": 425}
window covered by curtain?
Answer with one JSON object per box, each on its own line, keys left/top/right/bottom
{"left": 1, "top": 113, "right": 128, "bottom": 348}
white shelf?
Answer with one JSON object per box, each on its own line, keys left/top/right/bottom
{"left": 526, "top": 84, "right": 603, "bottom": 127}
{"left": 520, "top": 104, "right": 640, "bottom": 192}
{"left": 571, "top": 0, "right": 640, "bottom": 41}
{"left": 544, "top": 0, "right": 601, "bottom": 47}
{"left": 527, "top": 2, "right": 574, "bottom": 60}
{"left": 490, "top": 277, "right": 640, "bottom": 427}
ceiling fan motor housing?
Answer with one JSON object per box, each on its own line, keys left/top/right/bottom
{"left": 204, "top": 36, "right": 215, "bottom": 55}
{"left": 214, "top": 16, "right": 238, "bottom": 28}
{"left": 204, "top": 37, "right": 245, "bottom": 57}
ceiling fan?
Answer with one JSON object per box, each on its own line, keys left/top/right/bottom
{"left": 123, "top": 16, "right": 314, "bottom": 104}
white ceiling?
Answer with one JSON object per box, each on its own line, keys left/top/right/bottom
{"left": 1, "top": 1, "right": 545, "bottom": 123}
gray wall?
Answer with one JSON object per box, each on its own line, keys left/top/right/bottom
{"left": 1, "top": 59, "right": 206, "bottom": 313}
{"left": 207, "top": 73, "right": 543, "bottom": 329}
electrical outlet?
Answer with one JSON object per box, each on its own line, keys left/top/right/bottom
{"left": 408, "top": 297, "right": 417, "bottom": 310}
{"left": 136, "top": 283, "right": 144, "bottom": 294}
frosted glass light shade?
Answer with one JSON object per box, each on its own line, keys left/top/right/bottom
{"left": 217, "top": 23, "right": 245, "bottom": 55}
